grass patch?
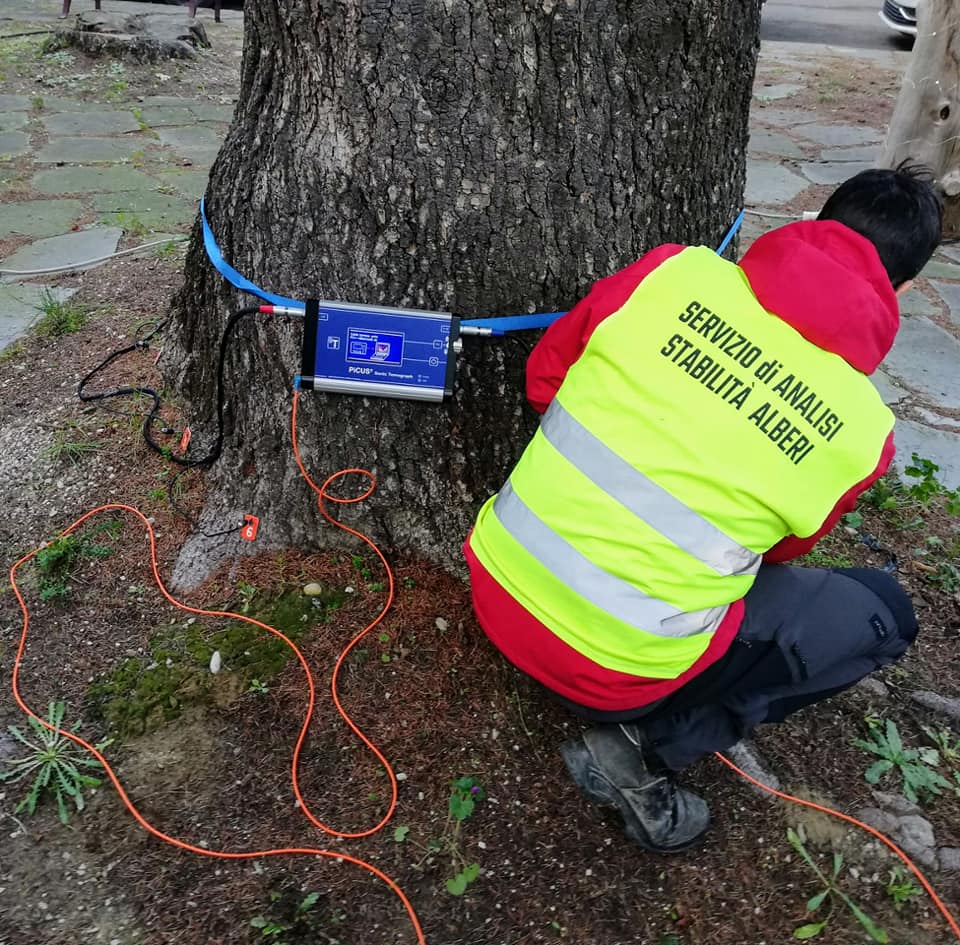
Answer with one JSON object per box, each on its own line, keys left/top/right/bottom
{"left": 32, "top": 291, "right": 90, "bottom": 339}
{"left": 0, "top": 341, "right": 25, "bottom": 363}
{"left": 43, "top": 422, "right": 101, "bottom": 466}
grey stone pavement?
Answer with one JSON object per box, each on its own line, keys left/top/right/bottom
{"left": 2, "top": 19, "right": 960, "bottom": 484}
{"left": 747, "top": 42, "right": 960, "bottom": 489}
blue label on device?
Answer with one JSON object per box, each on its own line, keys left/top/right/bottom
{"left": 346, "top": 328, "right": 404, "bottom": 366}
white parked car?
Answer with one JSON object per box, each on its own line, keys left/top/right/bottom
{"left": 879, "top": 0, "right": 919, "bottom": 36}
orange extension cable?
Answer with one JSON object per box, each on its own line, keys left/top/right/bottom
{"left": 6, "top": 389, "right": 960, "bottom": 944}
{"left": 714, "top": 752, "right": 960, "bottom": 940}
{"left": 7, "top": 390, "right": 425, "bottom": 943}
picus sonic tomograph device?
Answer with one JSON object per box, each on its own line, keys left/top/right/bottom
{"left": 262, "top": 299, "right": 486, "bottom": 402}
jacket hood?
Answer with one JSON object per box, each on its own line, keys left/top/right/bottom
{"left": 739, "top": 220, "right": 899, "bottom": 374}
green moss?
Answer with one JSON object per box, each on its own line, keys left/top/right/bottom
{"left": 86, "top": 590, "right": 344, "bottom": 740}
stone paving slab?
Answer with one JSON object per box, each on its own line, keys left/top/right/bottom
{"left": 883, "top": 317, "right": 960, "bottom": 409}
{"left": 754, "top": 83, "right": 803, "bottom": 102}
{"left": 751, "top": 106, "right": 819, "bottom": 127}
{"left": 793, "top": 124, "right": 885, "bottom": 147}
{"left": 136, "top": 102, "right": 233, "bottom": 126}
{"left": 800, "top": 161, "right": 873, "bottom": 185}
{"left": 0, "top": 95, "right": 32, "bottom": 111}
{"left": 819, "top": 145, "right": 881, "bottom": 162}
{"left": 40, "top": 98, "right": 99, "bottom": 113}
{"left": 170, "top": 151, "right": 219, "bottom": 171}
{"left": 0, "top": 132, "right": 31, "bottom": 158}
{"left": 0, "top": 112, "right": 29, "bottom": 132}
{"left": 31, "top": 165, "right": 158, "bottom": 195}
{"left": 746, "top": 159, "right": 809, "bottom": 205}
{"left": 923, "top": 259, "right": 960, "bottom": 281}
{"left": 138, "top": 105, "right": 199, "bottom": 127}
{"left": 140, "top": 95, "right": 204, "bottom": 106}
{"left": 939, "top": 244, "right": 960, "bottom": 265}
{"left": 92, "top": 190, "right": 197, "bottom": 230}
{"left": 898, "top": 288, "right": 940, "bottom": 318}
{"left": 748, "top": 130, "right": 807, "bottom": 160}
{"left": 914, "top": 406, "right": 960, "bottom": 432}
{"left": 871, "top": 369, "right": 908, "bottom": 406}
{"left": 34, "top": 136, "right": 146, "bottom": 164}
{"left": 154, "top": 167, "right": 211, "bottom": 198}
{"left": 189, "top": 104, "right": 235, "bottom": 123}
{"left": 0, "top": 199, "right": 86, "bottom": 239}
{"left": 0, "top": 283, "right": 77, "bottom": 351}
{"left": 155, "top": 125, "right": 225, "bottom": 158}
{"left": 0, "top": 227, "right": 122, "bottom": 279}
{"left": 41, "top": 110, "right": 142, "bottom": 136}
{"left": 930, "top": 281, "right": 960, "bottom": 326}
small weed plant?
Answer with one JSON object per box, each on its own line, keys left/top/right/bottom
{"left": 0, "top": 340, "right": 25, "bottom": 363}
{"left": 236, "top": 580, "right": 259, "bottom": 614}
{"left": 351, "top": 554, "right": 373, "bottom": 580}
{"left": 921, "top": 724, "right": 960, "bottom": 765}
{"left": 0, "top": 701, "right": 108, "bottom": 824}
{"left": 153, "top": 239, "right": 183, "bottom": 260}
{"left": 33, "top": 521, "right": 120, "bottom": 600}
{"left": 854, "top": 718, "right": 954, "bottom": 803}
{"left": 395, "top": 776, "right": 485, "bottom": 895}
{"left": 250, "top": 889, "right": 344, "bottom": 944}
{"left": 787, "top": 827, "right": 888, "bottom": 942}
{"left": 91, "top": 60, "right": 129, "bottom": 100}
{"left": 33, "top": 291, "right": 90, "bottom": 338}
{"left": 801, "top": 547, "right": 853, "bottom": 569}
{"left": 884, "top": 866, "right": 922, "bottom": 912}
{"left": 903, "top": 454, "right": 960, "bottom": 511}
{"left": 108, "top": 211, "right": 150, "bottom": 237}
{"left": 859, "top": 453, "right": 960, "bottom": 529}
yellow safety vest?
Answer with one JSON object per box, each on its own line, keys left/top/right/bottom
{"left": 469, "top": 246, "right": 894, "bottom": 680}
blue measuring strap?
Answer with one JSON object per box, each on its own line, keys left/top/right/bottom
{"left": 200, "top": 199, "right": 743, "bottom": 333}
{"left": 199, "top": 199, "right": 560, "bottom": 330}
{"left": 716, "top": 209, "right": 745, "bottom": 257}
{"left": 200, "top": 198, "right": 305, "bottom": 310}
{"left": 460, "top": 311, "right": 568, "bottom": 331}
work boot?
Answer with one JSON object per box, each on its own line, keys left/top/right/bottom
{"left": 560, "top": 724, "right": 710, "bottom": 853}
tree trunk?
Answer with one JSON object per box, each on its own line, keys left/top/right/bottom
{"left": 164, "top": 0, "right": 763, "bottom": 587}
{"left": 880, "top": 0, "right": 960, "bottom": 235}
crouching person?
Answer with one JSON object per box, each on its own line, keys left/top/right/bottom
{"left": 464, "top": 166, "right": 942, "bottom": 852}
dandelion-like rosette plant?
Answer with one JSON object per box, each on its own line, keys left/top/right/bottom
{"left": 0, "top": 701, "right": 107, "bottom": 824}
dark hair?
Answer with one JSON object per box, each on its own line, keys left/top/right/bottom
{"left": 817, "top": 163, "right": 943, "bottom": 287}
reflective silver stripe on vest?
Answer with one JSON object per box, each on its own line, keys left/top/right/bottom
{"left": 540, "top": 399, "right": 760, "bottom": 578}
{"left": 492, "top": 481, "right": 729, "bottom": 639}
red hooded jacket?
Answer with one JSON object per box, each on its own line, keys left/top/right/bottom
{"left": 464, "top": 221, "right": 899, "bottom": 712}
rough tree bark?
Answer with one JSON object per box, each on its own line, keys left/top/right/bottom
{"left": 880, "top": 0, "right": 960, "bottom": 235}
{"left": 164, "top": 0, "right": 763, "bottom": 587}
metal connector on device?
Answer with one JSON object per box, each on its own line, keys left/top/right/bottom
{"left": 459, "top": 325, "right": 500, "bottom": 337}
{"left": 260, "top": 304, "right": 306, "bottom": 318}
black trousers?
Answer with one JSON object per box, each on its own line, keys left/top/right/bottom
{"left": 559, "top": 564, "right": 919, "bottom": 771}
